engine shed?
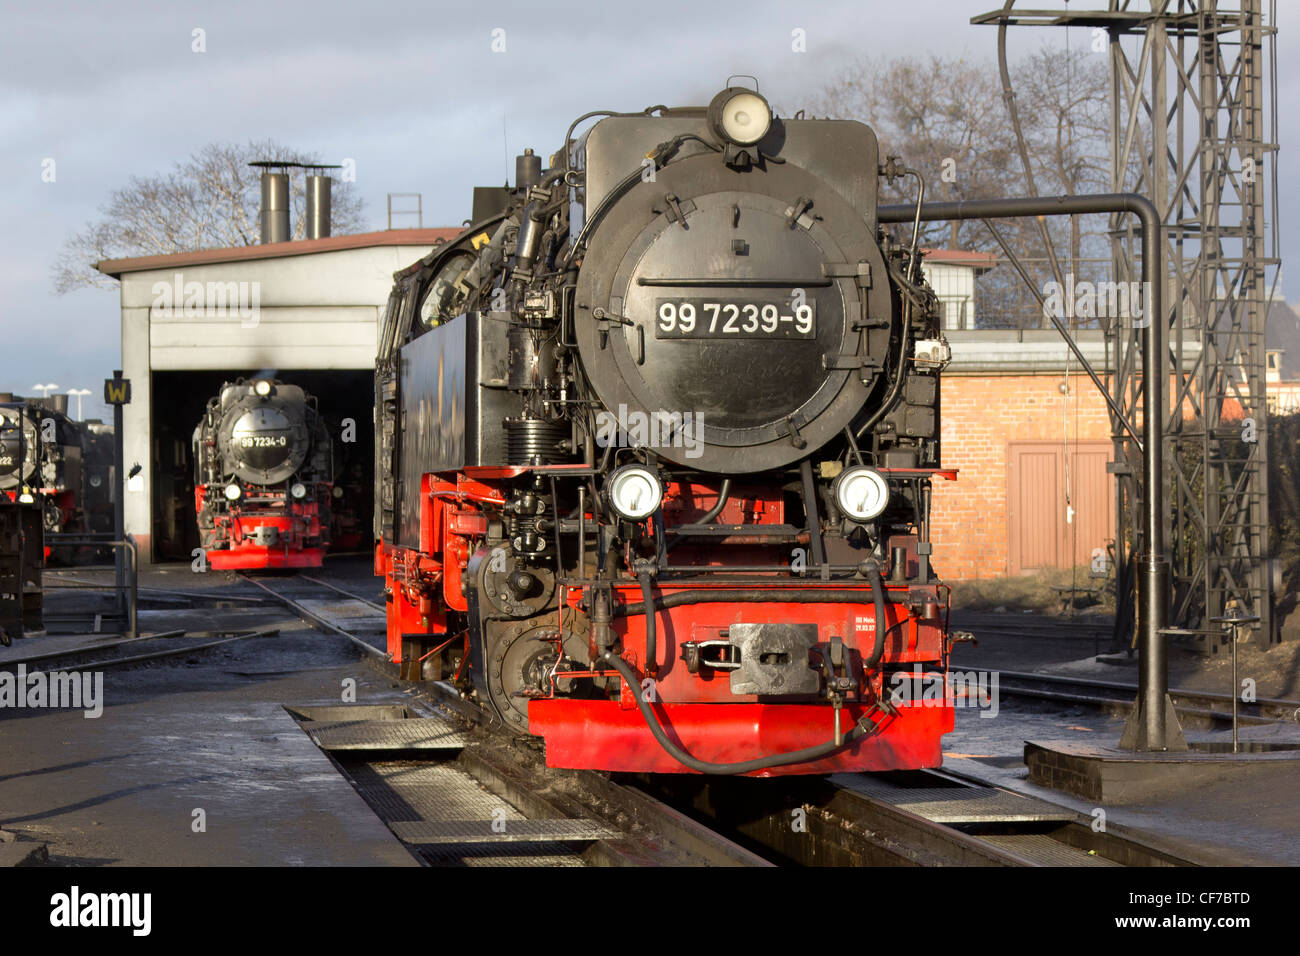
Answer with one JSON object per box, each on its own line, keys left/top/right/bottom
{"left": 96, "top": 229, "right": 459, "bottom": 562}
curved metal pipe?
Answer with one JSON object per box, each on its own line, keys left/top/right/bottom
{"left": 854, "top": 296, "right": 913, "bottom": 441}
{"left": 664, "top": 479, "right": 732, "bottom": 554}
{"left": 695, "top": 478, "right": 732, "bottom": 525}
{"left": 878, "top": 192, "right": 1170, "bottom": 750}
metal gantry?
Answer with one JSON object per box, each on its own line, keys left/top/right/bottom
{"left": 974, "top": 1, "right": 1280, "bottom": 646}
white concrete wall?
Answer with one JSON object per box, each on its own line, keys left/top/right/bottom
{"left": 116, "top": 242, "right": 437, "bottom": 560}
{"left": 920, "top": 261, "right": 978, "bottom": 330}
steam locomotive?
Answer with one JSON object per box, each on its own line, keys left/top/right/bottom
{"left": 193, "top": 378, "right": 334, "bottom": 569}
{"left": 375, "top": 83, "right": 955, "bottom": 776}
{"left": 0, "top": 395, "right": 110, "bottom": 550}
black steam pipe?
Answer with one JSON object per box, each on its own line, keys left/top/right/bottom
{"left": 638, "top": 571, "right": 658, "bottom": 678}
{"left": 799, "top": 458, "right": 827, "bottom": 569}
{"left": 879, "top": 193, "right": 1171, "bottom": 750}
{"left": 616, "top": 587, "right": 895, "bottom": 616}
{"left": 695, "top": 478, "right": 732, "bottom": 525}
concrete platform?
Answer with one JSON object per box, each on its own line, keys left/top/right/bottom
{"left": 1025, "top": 736, "right": 1300, "bottom": 804}
{"left": 0, "top": 574, "right": 418, "bottom": 866}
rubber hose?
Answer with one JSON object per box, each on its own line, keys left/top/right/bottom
{"left": 600, "top": 651, "right": 873, "bottom": 775}
{"left": 864, "top": 564, "right": 888, "bottom": 671}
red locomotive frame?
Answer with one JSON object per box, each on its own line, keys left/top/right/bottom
{"left": 378, "top": 465, "right": 958, "bottom": 777}
{"left": 195, "top": 483, "right": 329, "bottom": 570}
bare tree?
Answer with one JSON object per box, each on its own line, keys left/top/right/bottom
{"left": 811, "top": 45, "right": 1114, "bottom": 329}
{"left": 815, "top": 54, "right": 1020, "bottom": 251}
{"left": 1014, "top": 45, "right": 1113, "bottom": 306}
{"left": 53, "top": 139, "right": 367, "bottom": 292}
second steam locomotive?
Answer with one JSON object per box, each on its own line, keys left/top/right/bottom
{"left": 376, "top": 82, "right": 956, "bottom": 776}
{"left": 193, "top": 378, "right": 335, "bottom": 569}
{"left": 0, "top": 394, "right": 113, "bottom": 551}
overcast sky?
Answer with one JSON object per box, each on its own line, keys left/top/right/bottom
{"left": 2, "top": 0, "right": 1293, "bottom": 422}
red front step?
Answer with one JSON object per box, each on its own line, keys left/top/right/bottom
{"left": 527, "top": 699, "right": 954, "bottom": 776}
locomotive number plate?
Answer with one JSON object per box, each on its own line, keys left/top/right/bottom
{"left": 653, "top": 299, "right": 816, "bottom": 339}
{"left": 238, "top": 436, "right": 288, "bottom": 448}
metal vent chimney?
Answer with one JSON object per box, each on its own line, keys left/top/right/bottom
{"left": 305, "top": 172, "right": 332, "bottom": 239}
{"left": 251, "top": 161, "right": 291, "bottom": 244}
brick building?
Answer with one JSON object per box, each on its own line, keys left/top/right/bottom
{"left": 931, "top": 337, "right": 1116, "bottom": 580}
{"left": 915, "top": 249, "right": 1122, "bottom": 581}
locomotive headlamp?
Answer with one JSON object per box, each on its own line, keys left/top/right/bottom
{"left": 290, "top": 482, "right": 307, "bottom": 499}
{"left": 253, "top": 380, "right": 272, "bottom": 397}
{"left": 331, "top": 485, "right": 344, "bottom": 499}
{"left": 708, "top": 88, "right": 772, "bottom": 146}
{"left": 224, "top": 483, "right": 242, "bottom": 501}
{"left": 833, "top": 466, "right": 890, "bottom": 522}
{"left": 607, "top": 465, "right": 663, "bottom": 521}
{"left": 17, "top": 492, "right": 33, "bottom": 504}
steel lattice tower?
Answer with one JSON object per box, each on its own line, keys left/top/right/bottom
{"left": 974, "top": 1, "right": 1280, "bottom": 645}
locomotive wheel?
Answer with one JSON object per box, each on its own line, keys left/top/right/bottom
{"left": 483, "top": 608, "right": 590, "bottom": 733}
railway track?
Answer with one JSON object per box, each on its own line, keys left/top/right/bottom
{"left": 290, "top": 693, "right": 772, "bottom": 867}
{"left": 996, "top": 669, "right": 1300, "bottom": 728}
{"left": 631, "top": 765, "right": 1197, "bottom": 866}
{"left": 241, "top": 571, "right": 768, "bottom": 866}
{"left": 262, "top": 571, "right": 1200, "bottom": 867}
{"left": 236, "top": 571, "right": 390, "bottom": 659}
{"left": 0, "top": 626, "right": 283, "bottom": 672}
{"left": 23, "top": 570, "right": 1211, "bottom": 866}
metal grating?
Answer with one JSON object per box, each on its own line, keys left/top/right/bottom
{"left": 980, "top": 833, "right": 1123, "bottom": 867}
{"left": 833, "top": 775, "right": 1078, "bottom": 824}
{"left": 390, "top": 819, "right": 617, "bottom": 844}
{"left": 345, "top": 761, "right": 585, "bottom": 867}
{"left": 308, "top": 718, "right": 468, "bottom": 751}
